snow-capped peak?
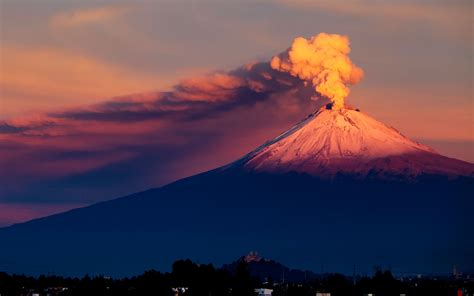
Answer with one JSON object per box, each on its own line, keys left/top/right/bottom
{"left": 228, "top": 107, "right": 473, "bottom": 179}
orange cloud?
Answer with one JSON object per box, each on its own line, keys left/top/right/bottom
{"left": 0, "top": 46, "right": 178, "bottom": 118}
{"left": 49, "top": 5, "right": 130, "bottom": 29}
{"left": 175, "top": 73, "right": 246, "bottom": 102}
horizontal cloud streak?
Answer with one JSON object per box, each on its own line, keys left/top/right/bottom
{"left": 1, "top": 61, "right": 313, "bottom": 133}
{"left": 275, "top": 0, "right": 470, "bottom": 33}
{"left": 50, "top": 5, "right": 130, "bottom": 29}
{"left": 0, "top": 46, "right": 182, "bottom": 119}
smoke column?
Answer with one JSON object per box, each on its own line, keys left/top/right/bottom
{"left": 271, "top": 33, "right": 364, "bottom": 110}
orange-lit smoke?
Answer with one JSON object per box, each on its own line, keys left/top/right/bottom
{"left": 271, "top": 33, "right": 364, "bottom": 110}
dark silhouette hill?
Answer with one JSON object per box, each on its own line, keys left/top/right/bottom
{"left": 222, "top": 252, "right": 319, "bottom": 283}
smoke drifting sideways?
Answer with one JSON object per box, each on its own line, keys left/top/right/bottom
{"left": 271, "top": 33, "right": 364, "bottom": 110}
{"left": 0, "top": 62, "right": 314, "bottom": 136}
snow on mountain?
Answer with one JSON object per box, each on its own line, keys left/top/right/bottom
{"left": 229, "top": 106, "right": 473, "bottom": 179}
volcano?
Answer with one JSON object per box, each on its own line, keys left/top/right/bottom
{"left": 1, "top": 107, "right": 473, "bottom": 276}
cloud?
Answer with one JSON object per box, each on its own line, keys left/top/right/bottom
{"left": 0, "top": 46, "right": 181, "bottom": 118}
{"left": 274, "top": 0, "right": 470, "bottom": 32}
{"left": 269, "top": 0, "right": 472, "bottom": 39}
{"left": 0, "top": 60, "right": 311, "bottom": 130}
{"left": 176, "top": 73, "right": 247, "bottom": 102}
{"left": 49, "top": 5, "right": 130, "bottom": 29}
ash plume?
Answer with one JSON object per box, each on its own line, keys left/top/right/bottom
{"left": 271, "top": 33, "right": 364, "bottom": 110}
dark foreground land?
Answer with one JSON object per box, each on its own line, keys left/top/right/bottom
{"left": 1, "top": 259, "right": 472, "bottom": 296}
{"left": 2, "top": 171, "right": 473, "bottom": 276}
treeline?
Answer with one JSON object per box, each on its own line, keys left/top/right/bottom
{"left": 0, "top": 259, "right": 471, "bottom": 296}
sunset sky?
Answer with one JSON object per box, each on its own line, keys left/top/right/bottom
{"left": 0, "top": 0, "right": 472, "bottom": 226}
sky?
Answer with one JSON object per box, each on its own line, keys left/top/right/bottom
{"left": 0, "top": 0, "right": 473, "bottom": 226}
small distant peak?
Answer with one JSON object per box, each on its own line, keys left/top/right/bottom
{"left": 243, "top": 251, "right": 262, "bottom": 263}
